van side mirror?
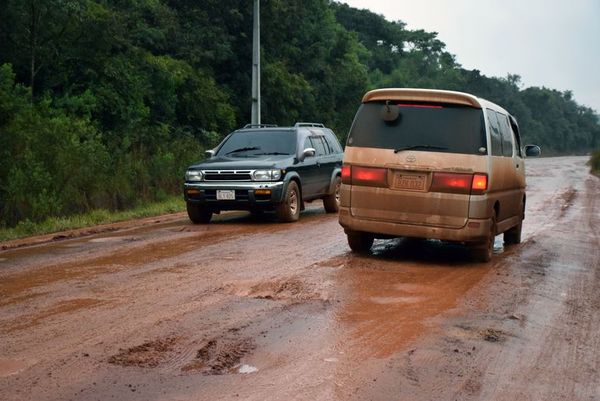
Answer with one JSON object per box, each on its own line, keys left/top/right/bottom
{"left": 524, "top": 145, "right": 541, "bottom": 157}
{"left": 205, "top": 149, "right": 215, "bottom": 158}
{"left": 298, "top": 147, "right": 316, "bottom": 162}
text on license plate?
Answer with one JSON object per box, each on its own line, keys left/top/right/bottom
{"left": 216, "top": 190, "right": 236, "bottom": 200}
{"left": 393, "top": 174, "right": 426, "bottom": 191}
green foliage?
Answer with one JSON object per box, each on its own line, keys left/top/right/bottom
{"left": 589, "top": 150, "right": 600, "bottom": 175}
{"left": 0, "top": 196, "right": 184, "bottom": 241}
{"left": 1, "top": 0, "right": 599, "bottom": 229}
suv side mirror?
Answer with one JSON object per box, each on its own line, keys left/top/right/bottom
{"left": 298, "top": 147, "right": 316, "bottom": 162}
{"left": 205, "top": 149, "right": 215, "bottom": 158}
{"left": 524, "top": 145, "right": 541, "bottom": 157}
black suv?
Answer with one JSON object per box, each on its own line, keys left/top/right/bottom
{"left": 183, "top": 123, "right": 344, "bottom": 223}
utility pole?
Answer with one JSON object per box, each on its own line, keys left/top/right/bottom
{"left": 251, "top": 0, "right": 261, "bottom": 125}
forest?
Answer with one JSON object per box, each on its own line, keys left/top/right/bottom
{"left": 1, "top": 0, "right": 599, "bottom": 227}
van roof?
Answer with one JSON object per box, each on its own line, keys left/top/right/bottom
{"left": 362, "top": 88, "right": 484, "bottom": 109}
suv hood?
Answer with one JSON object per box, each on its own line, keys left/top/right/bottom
{"left": 188, "top": 155, "right": 293, "bottom": 170}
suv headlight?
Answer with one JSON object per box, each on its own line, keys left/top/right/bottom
{"left": 185, "top": 170, "right": 203, "bottom": 182}
{"left": 252, "top": 169, "right": 282, "bottom": 181}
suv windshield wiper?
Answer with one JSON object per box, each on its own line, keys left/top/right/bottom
{"left": 394, "top": 145, "right": 448, "bottom": 153}
{"left": 225, "top": 146, "right": 261, "bottom": 155}
{"left": 254, "top": 152, "right": 290, "bottom": 155}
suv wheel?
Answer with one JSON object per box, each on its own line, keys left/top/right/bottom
{"left": 472, "top": 215, "right": 496, "bottom": 262}
{"left": 276, "top": 181, "right": 300, "bottom": 222}
{"left": 187, "top": 202, "right": 212, "bottom": 224}
{"left": 323, "top": 176, "right": 341, "bottom": 213}
{"left": 347, "top": 231, "right": 374, "bottom": 253}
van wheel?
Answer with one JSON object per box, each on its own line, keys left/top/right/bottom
{"left": 323, "top": 176, "right": 341, "bottom": 213}
{"left": 276, "top": 181, "right": 300, "bottom": 222}
{"left": 504, "top": 204, "right": 524, "bottom": 245}
{"left": 472, "top": 215, "right": 496, "bottom": 262}
{"left": 504, "top": 220, "right": 522, "bottom": 245}
{"left": 347, "top": 231, "right": 374, "bottom": 253}
{"left": 187, "top": 203, "right": 212, "bottom": 224}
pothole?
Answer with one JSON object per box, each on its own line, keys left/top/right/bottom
{"left": 108, "top": 337, "right": 179, "bottom": 368}
{"left": 181, "top": 337, "right": 255, "bottom": 375}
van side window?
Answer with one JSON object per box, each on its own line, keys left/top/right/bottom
{"left": 496, "top": 112, "right": 514, "bottom": 157}
{"left": 508, "top": 116, "right": 523, "bottom": 158}
{"left": 487, "top": 109, "right": 503, "bottom": 156}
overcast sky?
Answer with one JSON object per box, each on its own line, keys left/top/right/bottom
{"left": 340, "top": 0, "right": 600, "bottom": 113}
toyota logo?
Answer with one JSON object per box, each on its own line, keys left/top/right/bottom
{"left": 406, "top": 154, "right": 417, "bottom": 163}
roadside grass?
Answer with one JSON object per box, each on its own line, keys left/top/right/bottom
{"left": 589, "top": 150, "right": 600, "bottom": 177}
{"left": 0, "top": 196, "right": 185, "bottom": 242}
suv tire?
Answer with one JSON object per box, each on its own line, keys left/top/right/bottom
{"left": 323, "top": 176, "right": 341, "bottom": 213}
{"left": 347, "top": 231, "right": 374, "bottom": 253}
{"left": 276, "top": 181, "right": 300, "bottom": 222}
{"left": 187, "top": 202, "right": 212, "bottom": 224}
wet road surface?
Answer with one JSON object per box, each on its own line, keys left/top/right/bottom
{"left": 1, "top": 156, "right": 599, "bottom": 400}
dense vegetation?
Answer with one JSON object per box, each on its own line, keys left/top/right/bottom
{"left": 1, "top": 0, "right": 599, "bottom": 228}
{"left": 590, "top": 151, "right": 600, "bottom": 176}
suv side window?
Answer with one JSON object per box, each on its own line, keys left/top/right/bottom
{"left": 496, "top": 112, "right": 514, "bottom": 157}
{"left": 487, "top": 109, "right": 503, "bottom": 156}
{"left": 324, "top": 130, "right": 342, "bottom": 153}
{"left": 310, "top": 136, "right": 328, "bottom": 156}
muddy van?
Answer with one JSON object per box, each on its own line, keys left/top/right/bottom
{"left": 338, "top": 88, "right": 540, "bottom": 262}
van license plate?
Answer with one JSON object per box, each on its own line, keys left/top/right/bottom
{"left": 393, "top": 174, "right": 426, "bottom": 191}
{"left": 216, "top": 190, "right": 236, "bottom": 200}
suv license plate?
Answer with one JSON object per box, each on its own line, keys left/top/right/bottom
{"left": 216, "top": 190, "right": 235, "bottom": 200}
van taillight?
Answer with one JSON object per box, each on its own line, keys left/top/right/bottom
{"left": 471, "top": 174, "right": 488, "bottom": 193}
{"left": 430, "top": 172, "right": 488, "bottom": 194}
{"left": 345, "top": 165, "right": 388, "bottom": 187}
{"left": 341, "top": 164, "right": 352, "bottom": 184}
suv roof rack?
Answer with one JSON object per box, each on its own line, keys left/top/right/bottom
{"left": 294, "top": 122, "right": 325, "bottom": 128}
{"left": 243, "top": 124, "right": 279, "bottom": 129}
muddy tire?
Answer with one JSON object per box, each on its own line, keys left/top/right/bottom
{"left": 504, "top": 220, "right": 522, "bottom": 245}
{"left": 472, "top": 215, "right": 496, "bottom": 262}
{"left": 323, "top": 176, "right": 341, "bottom": 213}
{"left": 186, "top": 202, "right": 212, "bottom": 224}
{"left": 347, "top": 231, "right": 374, "bottom": 253}
{"left": 504, "top": 203, "right": 524, "bottom": 245}
{"left": 276, "top": 181, "right": 300, "bottom": 223}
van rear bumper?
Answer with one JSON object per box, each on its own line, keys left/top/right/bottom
{"left": 338, "top": 207, "right": 491, "bottom": 243}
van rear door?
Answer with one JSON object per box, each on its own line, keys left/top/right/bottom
{"left": 344, "top": 102, "right": 487, "bottom": 228}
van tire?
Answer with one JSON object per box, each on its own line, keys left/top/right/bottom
{"left": 347, "top": 231, "right": 374, "bottom": 253}
{"left": 504, "top": 203, "right": 524, "bottom": 245}
{"left": 276, "top": 181, "right": 300, "bottom": 222}
{"left": 323, "top": 176, "right": 341, "bottom": 213}
{"left": 187, "top": 203, "right": 212, "bottom": 224}
{"left": 472, "top": 215, "right": 496, "bottom": 262}
{"left": 504, "top": 221, "right": 522, "bottom": 245}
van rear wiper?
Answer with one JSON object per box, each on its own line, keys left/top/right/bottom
{"left": 394, "top": 145, "right": 448, "bottom": 153}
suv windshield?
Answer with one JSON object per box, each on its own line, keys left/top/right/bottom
{"left": 347, "top": 102, "right": 486, "bottom": 155}
{"left": 217, "top": 130, "right": 296, "bottom": 157}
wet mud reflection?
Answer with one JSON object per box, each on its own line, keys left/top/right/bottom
{"left": 335, "top": 238, "right": 490, "bottom": 359}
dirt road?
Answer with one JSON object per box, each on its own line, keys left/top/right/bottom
{"left": 1, "top": 156, "right": 599, "bottom": 401}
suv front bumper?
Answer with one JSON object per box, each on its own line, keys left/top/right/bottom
{"left": 184, "top": 181, "right": 285, "bottom": 211}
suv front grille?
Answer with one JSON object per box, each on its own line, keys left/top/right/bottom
{"left": 203, "top": 170, "right": 252, "bottom": 181}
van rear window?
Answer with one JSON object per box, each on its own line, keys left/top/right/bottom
{"left": 347, "top": 102, "right": 486, "bottom": 155}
